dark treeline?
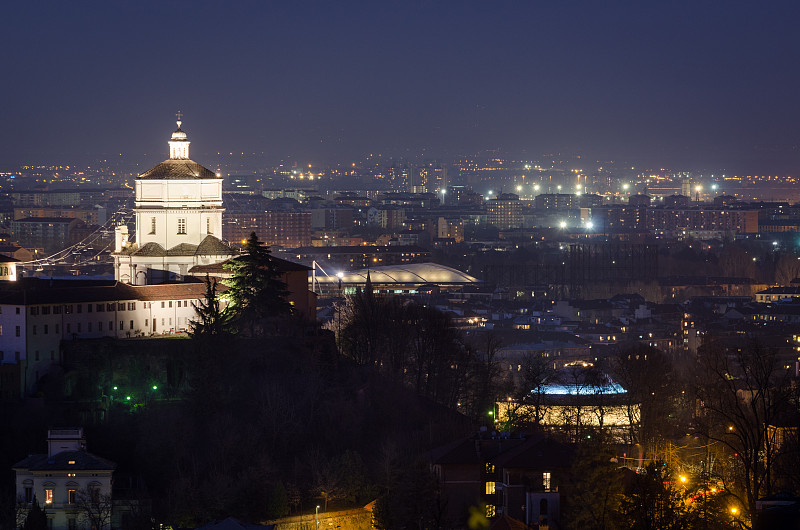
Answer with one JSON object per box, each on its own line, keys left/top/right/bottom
{"left": 6, "top": 233, "right": 800, "bottom": 528}
{"left": 335, "top": 280, "right": 506, "bottom": 422}
{"left": 1, "top": 332, "right": 471, "bottom": 527}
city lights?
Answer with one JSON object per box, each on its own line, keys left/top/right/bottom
{"left": 5, "top": 4, "right": 800, "bottom": 528}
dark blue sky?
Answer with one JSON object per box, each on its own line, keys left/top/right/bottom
{"left": 2, "top": 1, "right": 800, "bottom": 172}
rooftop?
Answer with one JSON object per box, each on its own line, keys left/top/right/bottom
{"left": 138, "top": 159, "right": 217, "bottom": 180}
{"left": 317, "top": 262, "right": 480, "bottom": 285}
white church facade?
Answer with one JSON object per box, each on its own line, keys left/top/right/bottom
{"left": 113, "top": 118, "right": 235, "bottom": 285}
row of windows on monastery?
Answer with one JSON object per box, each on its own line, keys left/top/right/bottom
{"left": 2, "top": 318, "right": 193, "bottom": 365}
{"left": 25, "top": 315, "right": 191, "bottom": 336}
{"left": 26, "top": 300, "right": 193, "bottom": 316}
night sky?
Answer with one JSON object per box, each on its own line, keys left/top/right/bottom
{"left": 2, "top": 1, "right": 800, "bottom": 172}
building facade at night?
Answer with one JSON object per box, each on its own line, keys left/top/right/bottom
{"left": 13, "top": 429, "right": 115, "bottom": 530}
{"left": 0, "top": 279, "right": 210, "bottom": 397}
{"left": 112, "top": 119, "right": 235, "bottom": 284}
{"left": 486, "top": 193, "right": 523, "bottom": 230}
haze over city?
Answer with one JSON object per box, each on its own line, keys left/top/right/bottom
{"left": 2, "top": 1, "right": 800, "bottom": 173}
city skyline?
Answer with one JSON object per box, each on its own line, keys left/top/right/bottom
{"left": 2, "top": 1, "right": 800, "bottom": 173}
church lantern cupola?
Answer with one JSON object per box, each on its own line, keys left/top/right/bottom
{"left": 168, "top": 111, "right": 190, "bottom": 160}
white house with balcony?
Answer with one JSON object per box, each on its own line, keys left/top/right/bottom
{"left": 13, "top": 428, "right": 115, "bottom": 530}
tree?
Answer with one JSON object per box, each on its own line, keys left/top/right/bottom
{"left": 562, "top": 440, "right": 622, "bottom": 530}
{"left": 75, "top": 487, "right": 114, "bottom": 530}
{"left": 373, "top": 459, "right": 444, "bottom": 530}
{"left": 189, "top": 275, "right": 226, "bottom": 338}
{"left": 468, "top": 332, "right": 503, "bottom": 422}
{"left": 264, "top": 481, "right": 289, "bottom": 519}
{"left": 614, "top": 461, "right": 692, "bottom": 530}
{"left": 22, "top": 500, "right": 48, "bottom": 530}
{"left": 222, "top": 232, "right": 292, "bottom": 335}
{"left": 613, "top": 346, "right": 677, "bottom": 447}
{"left": 501, "top": 353, "right": 554, "bottom": 432}
{"left": 310, "top": 449, "right": 376, "bottom": 511}
{"left": 337, "top": 291, "right": 469, "bottom": 409}
{"left": 696, "top": 339, "right": 793, "bottom": 520}
{"left": 773, "top": 253, "right": 800, "bottom": 285}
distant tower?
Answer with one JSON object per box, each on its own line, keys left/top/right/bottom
{"left": 113, "top": 115, "right": 235, "bottom": 284}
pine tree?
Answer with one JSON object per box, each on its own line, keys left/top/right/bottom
{"left": 222, "top": 232, "right": 292, "bottom": 335}
{"left": 190, "top": 275, "right": 226, "bottom": 338}
{"left": 23, "top": 500, "right": 48, "bottom": 530}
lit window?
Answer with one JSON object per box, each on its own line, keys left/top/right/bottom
{"left": 486, "top": 463, "right": 495, "bottom": 474}
{"left": 485, "top": 481, "right": 496, "bottom": 494}
{"left": 543, "top": 472, "right": 551, "bottom": 491}
{"left": 486, "top": 504, "right": 496, "bottom": 518}
{"left": 68, "top": 489, "right": 76, "bottom": 504}
{"left": 45, "top": 489, "right": 53, "bottom": 504}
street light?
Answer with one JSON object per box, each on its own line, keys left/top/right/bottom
{"left": 316, "top": 505, "right": 321, "bottom": 529}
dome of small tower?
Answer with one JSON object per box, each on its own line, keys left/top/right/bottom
{"left": 167, "top": 115, "right": 191, "bottom": 160}
{"left": 171, "top": 124, "right": 188, "bottom": 141}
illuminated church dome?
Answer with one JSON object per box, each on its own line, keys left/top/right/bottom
{"left": 113, "top": 115, "right": 233, "bottom": 285}
{"left": 136, "top": 115, "right": 216, "bottom": 179}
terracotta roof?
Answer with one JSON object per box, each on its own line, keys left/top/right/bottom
{"left": 266, "top": 254, "right": 311, "bottom": 272}
{"left": 138, "top": 159, "right": 217, "bottom": 180}
{"left": 0, "top": 278, "right": 212, "bottom": 305}
{"left": 188, "top": 262, "right": 229, "bottom": 275}
{"left": 13, "top": 450, "right": 116, "bottom": 471}
{"left": 125, "top": 282, "right": 213, "bottom": 301}
{"left": 188, "top": 254, "right": 310, "bottom": 275}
